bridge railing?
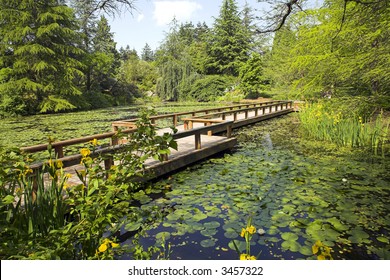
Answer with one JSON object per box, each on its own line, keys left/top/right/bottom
{"left": 22, "top": 120, "right": 234, "bottom": 173}
{"left": 182, "top": 101, "right": 293, "bottom": 129}
{"left": 111, "top": 101, "right": 281, "bottom": 131}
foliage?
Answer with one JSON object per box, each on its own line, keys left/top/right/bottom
{"left": 183, "top": 75, "right": 237, "bottom": 102}
{"left": 238, "top": 53, "right": 270, "bottom": 99}
{"left": 0, "top": 110, "right": 177, "bottom": 259}
{"left": 0, "top": 0, "right": 84, "bottom": 116}
{"left": 266, "top": 0, "right": 390, "bottom": 99}
{"left": 144, "top": 114, "right": 390, "bottom": 260}
{"left": 232, "top": 217, "right": 260, "bottom": 260}
{"left": 312, "top": 240, "right": 333, "bottom": 260}
{"left": 207, "top": 0, "right": 251, "bottom": 76}
{"left": 298, "top": 98, "right": 390, "bottom": 155}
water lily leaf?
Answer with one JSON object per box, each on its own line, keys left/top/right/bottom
{"left": 281, "top": 240, "right": 301, "bottom": 252}
{"left": 228, "top": 240, "right": 246, "bottom": 252}
{"left": 348, "top": 228, "right": 370, "bottom": 244}
{"left": 200, "top": 239, "right": 216, "bottom": 248}
{"left": 224, "top": 229, "right": 239, "bottom": 239}
{"left": 377, "top": 237, "right": 389, "bottom": 244}
{"left": 327, "top": 217, "right": 349, "bottom": 232}
{"left": 156, "top": 232, "right": 171, "bottom": 241}
{"left": 281, "top": 232, "right": 299, "bottom": 241}
{"left": 299, "top": 245, "right": 313, "bottom": 256}
{"left": 201, "top": 228, "right": 218, "bottom": 237}
{"left": 193, "top": 212, "right": 208, "bottom": 222}
{"left": 125, "top": 221, "right": 142, "bottom": 232}
{"left": 204, "top": 221, "right": 221, "bottom": 229}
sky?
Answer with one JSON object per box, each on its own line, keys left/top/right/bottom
{"left": 108, "top": 0, "right": 323, "bottom": 54}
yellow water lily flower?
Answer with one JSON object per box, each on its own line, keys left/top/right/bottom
{"left": 56, "top": 160, "right": 63, "bottom": 168}
{"left": 240, "top": 254, "right": 256, "bottom": 260}
{"left": 80, "top": 148, "right": 91, "bottom": 157}
{"left": 98, "top": 243, "right": 108, "bottom": 253}
{"left": 90, "top": 138, "right": 98, "bottom": 146}
{"left": 247, "top": 225, "right": 256, "bottom": 235}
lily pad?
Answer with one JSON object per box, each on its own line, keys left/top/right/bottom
{"left": 299, "top": 245, "right": 313, "bottom": 256}
{"left": 348, "top": 228, "right": 370, "bottom": 244}
{"left": 156, "top": 232, "right": 171, "bottom": 241}
{"left": 200, "top": 239, "right": 216, "bottom": 248}
{"left": 281, "top": 240, "right": 301, "bottom": 252}
{"left": 281, "top": 232, "right": 299, "bottom": 241}
{"left": 377, "top": 237, "right": 389, "bottom": 244}
{"left": 204, "top": 221, "right": 221, "bottom": 229}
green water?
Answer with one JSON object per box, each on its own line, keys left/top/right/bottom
{"left": 127, "top": 114, "right": 389, "bottom": 260}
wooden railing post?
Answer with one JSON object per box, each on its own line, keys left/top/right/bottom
{"left": 234, "top": 112, "right": 237, "bottom": 121}
{"left": 222, "top": 113, "right": 226, "bottom": 120}
{"left": 173, "top": 115, "right": 178, "bottom": 127}
{"left": 255, "top": 108, "right": 258, "bottom": 116}
{"left": 227, "top": 124, "right": 232, "bottom": 138}
{"left": 195, "top": 133, "right": 201, "bottom": 149}
{"left": 55, "top": 145, "right": 64, "bottom": 158}
{"left": 262, "top": 107, "right": 266, "bottom": 115}
{"left": 245, "top": 110, "right": 248, "bottom": 119}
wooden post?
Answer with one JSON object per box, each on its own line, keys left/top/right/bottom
{"left": 189, "top": 121, "right": 193, "bottom": 129}
{"left": 173, "top": 115, "right": 178, "bottom": 127}
{"left": 227, "top": 124, "right": 232, "bottom": 138}
{"left": 245, "top": 110, "right": 248, "bottom": 119}
{"left": 234, "top": 112, "right": 237, "bottom": 121}
{"left": 151, "top": 119, "right": 156, "bottom": 125}
{"left": 184, "top": 121, "right": 188, "bottom": 130}
{"left": 207, "top": 122, "right": 212, "bottom": 136}
{"left": 55, "top": 145, "right": 64, "bottom": 158}
{"left": 195, "top": 133, "right": 201, "bottom": 150}
{"left": 222, "top": 114, "right": 226, "bottom": 120}
{"left": 262, "top": 107, "right": 266, "bottom": 115}
{"left": 255, "top": 108, "right": 258, "bottom": 116}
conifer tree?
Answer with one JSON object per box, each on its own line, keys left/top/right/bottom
{"left": 208, "top": 0, "right": 251, "bottom": 76}
{"left": 0, "top": 0, "right": 84, "bottom": 115}
{"left": 141, "top": 43, "right": 154, "bottom": 62}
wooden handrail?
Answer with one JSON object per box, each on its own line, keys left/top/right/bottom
{"left": 111, "top": 101, "right": 283, "bottom": 130}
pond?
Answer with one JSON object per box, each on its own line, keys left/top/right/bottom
{"left": 121, "top": 113, "right": 390, "bottom": 260}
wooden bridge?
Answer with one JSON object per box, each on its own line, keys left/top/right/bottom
{"left": 21, "top": 100, "right": 294, "bottom": 185}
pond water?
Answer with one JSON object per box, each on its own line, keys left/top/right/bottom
{"left": 122, "top": 114, "right": 390, "bottom": 260}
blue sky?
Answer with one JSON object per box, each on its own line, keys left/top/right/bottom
{"left": 108, "top": 0, "right": 322, "bottom": 54}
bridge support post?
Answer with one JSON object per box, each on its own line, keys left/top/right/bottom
{"left": 195, "top": 133, "right": 201, "bottom": 150}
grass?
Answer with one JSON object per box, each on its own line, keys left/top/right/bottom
{"left": 298, "top": 100, "right": 390, "bottom": 156}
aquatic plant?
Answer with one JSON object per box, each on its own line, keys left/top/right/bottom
{"left": 298, "top": 100, "right": 389, "bottom": 155}
{"left": 0, "top": 110, "right": 177, "bottom": 259}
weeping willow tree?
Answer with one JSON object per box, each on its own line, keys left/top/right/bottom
{"left": 0, "top": 0, "right": 85, "bottom": 115}
{"left": 155, "top": 20, "right": 195, "bottom": 101}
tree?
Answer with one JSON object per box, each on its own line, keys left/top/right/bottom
{"left": 265, "top": 0, "right": 390, "bottom": 99}
{"left": 0, "top": 0, "right": 84, "bottom": 115}
{"left": 141, "top": 43, "right": 154, "bottom": 62}
{"left": 239, "top": 53, "right": 270, "bottom": 98}
{"left": 207, "top": 0, "right": 251, "bottom": 76}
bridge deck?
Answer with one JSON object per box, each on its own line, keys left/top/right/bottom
{"left": 24, "top": 101, "right": 294, "bottom": 186}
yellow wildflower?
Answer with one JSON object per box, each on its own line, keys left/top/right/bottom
{"left": 24, "top": 168, "right": 33, "bottom": 175}
{"left": 65, "top": 173, "right": 72, "bottom": 179}
{"left": 90, "top": 138, "right": 98, "bottom": 146}
{"left": 247, "top": 225, "right": 256, "bottom": 235}
{"left": 98, "top": 243, "right": 108, "bottom": 253}
{"left": 56, "top": 160, "right": 63, "bottom": 168}
{"left": 240, "top": 228, "right": 246, "bottom": 238}
{"left": 111, "top": 242, "right": 119, "bottom": 248}
{"left": 80, "top": 148, "right": 91, "bottom": 157}
{"left": 240, "top": 254, "right": 256, "bottom": 260}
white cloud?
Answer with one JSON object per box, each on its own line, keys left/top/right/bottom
{"left": 153, "top": 1, "right": 202, "bottom": 26}
{"left": 137, "top": 13, "right": 145, "bottom": 22}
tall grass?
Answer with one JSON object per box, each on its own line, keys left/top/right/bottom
{"left": 298, "top": 101, "right": 389, "bottom": 156}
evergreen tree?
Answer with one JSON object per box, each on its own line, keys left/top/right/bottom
{"left": 208, "top": 0, "right": 251, "bottom": 76}
{"left": 141, "top": 43, "right": 154, "bottom": 62}
{"left": 0, "top": 0, "right": 84, "bottom": 115}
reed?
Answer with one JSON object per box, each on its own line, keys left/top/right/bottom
{"left": 298, "top": 101, "right": 389, "bottom": 155}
